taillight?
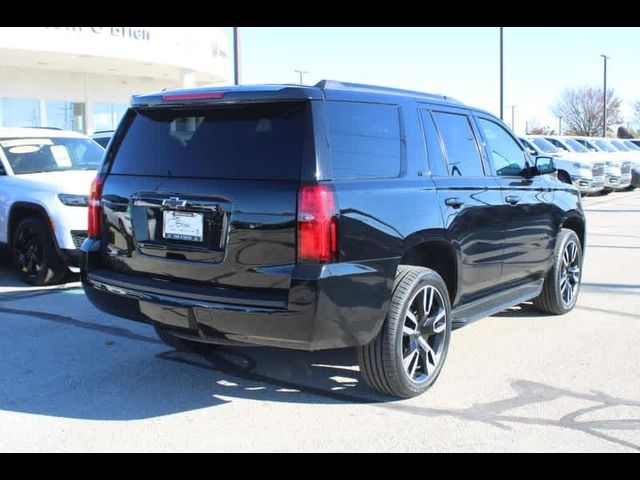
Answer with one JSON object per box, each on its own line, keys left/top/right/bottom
{"left": 297, "top": 184, "right": 338, "bottom": 263}
{"left": 88, "top": 175, "right": 104, "bottom": 238}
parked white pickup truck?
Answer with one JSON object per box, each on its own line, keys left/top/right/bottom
{"left": 0, "top": 127, "right": 104, "bottom": 285}
{"left": 521, "top": 136, "right": 605, "bottom": 195}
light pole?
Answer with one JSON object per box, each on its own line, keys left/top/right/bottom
{"left": 559, "top": 116, "right": 563, "bottom": 136}
{"left": 294, "top": 69, "right": 309, "bottom": 85}
{"left": 500, "top": 27, "right": 504, "bottom": 120}
{"left": 506, "top": 105, "right": 516, "bottom": 131}
{"left": 600, "top": 54, "right": 609, "bottom": 137}
{"left": 233, "top": 27, "right": 241, "bottom": 85}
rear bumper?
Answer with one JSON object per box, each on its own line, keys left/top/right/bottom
{"left": 80, "top": 240, "right": 397, "bottom": 351}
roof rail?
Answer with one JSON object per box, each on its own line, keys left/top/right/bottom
{"left": 314, "top": 80, "right": 461, "bottom": 103}
{"left": 21, "top": 126, "right": 63, "bottom": 130}
{"left": 93, "top": 130, "right": 115, "bottom": 134}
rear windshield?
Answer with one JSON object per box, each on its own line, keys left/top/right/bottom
{"left": 110, "top": 102, "right": 309, "bottom": 179}
{"left": 0, "top": 137, "right": 104, "bottom": 174}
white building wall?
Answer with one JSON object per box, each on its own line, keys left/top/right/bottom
{"left": 0, "top": 66, "right": 177, "bottom": 104}
{"left": 0, "top": 27, "right": 232, "bottom": 134}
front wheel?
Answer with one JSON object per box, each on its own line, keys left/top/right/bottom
{"left": 533, "top": 228, "right": 583, "bottom": 314}
{"left": 358, "top": 266, "right": 452, "bottom": 398}
{"left": 12, "top": 217, "right": 68, "bottom": 286}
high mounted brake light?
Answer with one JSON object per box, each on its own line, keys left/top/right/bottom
{"left": 297, "top": 184, "right": 338, "bottom": 263}
{"left": 161, "top": 92, "right": 225, "bottom": 101}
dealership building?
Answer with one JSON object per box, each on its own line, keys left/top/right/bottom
{"left": 0, "top": 27, "right": 232, "bottom": 134}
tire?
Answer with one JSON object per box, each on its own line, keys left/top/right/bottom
{"left": 358, "top": 265, "right": 452, "bottom": 398}
{"left": 12, "top": 217, "right": 68, "bottom": 286}
{"left": 533, "top": 228, "right": 583, "bottom": 315}
{"left": 154, "top": 325, "right": 203, "bottom": 352}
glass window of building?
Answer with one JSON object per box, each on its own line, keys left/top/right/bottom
{"left": 93, "top": 103, "right": 128, "bottom": 132}
{"left": 1, "top": 98, "right": 41, "bottom": 127}
{"left": 44, "top": 101, "right": 85, "bottom": 132}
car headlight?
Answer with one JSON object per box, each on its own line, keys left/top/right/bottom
{"left": 605, "top": 161, "right": 615, "bottom": 167}
{"left": 58, "top": 194, "right": 89, "bottom": 207}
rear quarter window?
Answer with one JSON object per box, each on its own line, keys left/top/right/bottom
{"left": 326, "top": 101, "right": 401, "bottom": 179}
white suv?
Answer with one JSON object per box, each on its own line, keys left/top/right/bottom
{"left": 0, "top": 127, "right": 104, "bottom": 285}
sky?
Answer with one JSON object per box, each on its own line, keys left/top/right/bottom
{"left": 221, "top": 27, "right": 640, "bottom": 134}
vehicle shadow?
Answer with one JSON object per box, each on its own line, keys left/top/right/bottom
{"left": 0, "top": 257, "right": 79, "bottom": 291}
{"left": 0, "top": 287, "right": 638, "bottom": 451}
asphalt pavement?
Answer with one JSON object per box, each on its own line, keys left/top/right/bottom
{"left": 0, "top": 190, "right": 638, "bottom": 452}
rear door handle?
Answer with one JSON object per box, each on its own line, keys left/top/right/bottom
{"left": 505, "top": 195, "right": 520, "bottom": 205}
{"left": 444, "top": 197, "right": 464, "bottom": 208}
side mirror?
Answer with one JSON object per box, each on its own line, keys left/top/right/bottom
{"left": 534, "top": 156, "right": 556, "bottom": 175}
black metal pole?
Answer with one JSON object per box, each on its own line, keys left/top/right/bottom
{"left": 601, "top": 55, "right": 608, "bottom": 137}
{"left": 500, "top": 27, "right": 504, "bottom": 120}
{"left": 233, "top": 27, "right": 241, "bottom": 86}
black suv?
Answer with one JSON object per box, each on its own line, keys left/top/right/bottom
{"left": 81, "top": 81, "right": 585, "bottom": 398}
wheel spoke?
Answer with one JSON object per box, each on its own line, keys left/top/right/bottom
{"left": 403, "top": 346, "right": 419, "bottom": 377}
{"left": 432, "top": 308, "right": 446, "bottom": 334}
{"left": 409, "top": 352, "right": 420, "bottom": 378}
{"left": 417, "top": 336, "right": 437, "bottom": 375}
{"left": 560, "top": 280, "right": 568, "bottom": 302}
{"left": 404, "top": 311, "right": 419, "bottom": 336}
{"left": 422, "top": 307, "right": 447, "bottom": 335}
{"left": 419, "top": 287, "right": 433, "bottom": 319}
{"left": 568, "top": 266, "right": 580, "bottom": 283}
{"left": 403, "top": 325, "right": 417, "bottom": 336}
{"left": 26, "top": 255, "right": 35, "bottom": 274}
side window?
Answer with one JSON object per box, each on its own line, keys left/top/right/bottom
{"left": 419, "top": 110, "right": 447, "bottom": 176}
{"left": 326, "top": 101, "right": 401, "bottom": 179}
{"left": 521, "top": 139, "right": 538, "bottom": 157}
{"left": 431, "top": 111, "right": 484, "bottom": 177}
{"left": 477, "top": 118, "right": 528, "bottom": 176}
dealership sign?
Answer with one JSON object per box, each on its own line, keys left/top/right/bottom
{"left": 0, "top": 27, "right": 231, "bottom": 77}
{"left": 47, "top": 27, "right": 152, "bottom": 42}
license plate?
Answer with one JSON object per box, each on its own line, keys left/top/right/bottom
{"left": 163, "top": 210, "right": 204, "bottom": 242}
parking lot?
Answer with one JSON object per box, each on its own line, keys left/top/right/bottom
{"left": 0, "top": 190, "right": 638, "bottom": 452}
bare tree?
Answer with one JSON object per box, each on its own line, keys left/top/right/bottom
{"left": 525, "top": 117, "right": 555, "bottom": 135}
{"left": 551, "top": 86, "right": 622, "bottom": 136}
{"left": 633, "top": 100, "right": 640, "bottom": 129}
{"left": 529, "top": 125, "right": 555, "bottom": 135}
